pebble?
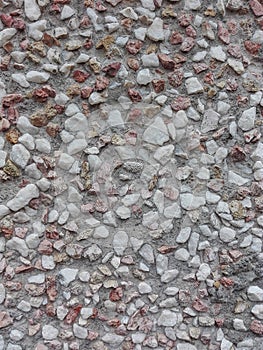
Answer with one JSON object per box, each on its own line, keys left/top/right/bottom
{"left": 0, "top": 29, "right": 17, "bottom": 47}
{"left": 147, "top": 18, "right": 164, "bottom": 41}
{"left": 10, "top": 144, "right": 30, "bottom": 169}
{"left": 59, "top": 268, "right": 78, "bottom": 287}
{"left": 42, "top": 325, "right": 59, "bottom": 340}
{"left": 26, "top": 71, "right": 50, "bottom": 83}
{"left": 143, "top": 117, "right": 169, "bottom": 145}
{"left": 238, "top": 107, "right": 256, "bottom": 131}
{"left": 158, "top": 310, "right": 178, "bottom": 327}
{"left": 247, "top": 286, "right": 263, "bottom": 301}
{"left": 7, "top": 184, "right": 39, "bottom": 212}
{"left": 185, "top": 77, "right": 204, "bottom": 94}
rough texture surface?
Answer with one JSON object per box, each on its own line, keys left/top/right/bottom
{"left": 0, "top": 0, "right": 263, "bottom": 349}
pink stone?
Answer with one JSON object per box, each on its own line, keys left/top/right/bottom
{"left": 0, "top": 14, "right": 13, "bottom": 27}
{"left": 158, "top": 54, "right": 175, "bottom": 70}
{"left": 250, "top": 0, "right": 263, "bottom": 16}
{"left": 72, "top": 70, "right": 90, "bottom": 83}
{"left": 102, "top": 62, "right": 121, "bottom": 77}
{"left": 38, "top": 239, "right": 53, "bottom": 255}
{"left": 0, "top": 311, "right": 13, "bottom": 328}
{"left": 128, "top": 89, "right": 142, "bottom": 102}
{"left": 168, "top": 70, "right": 183, "bottom": 88}
{"left": 244, "top": 40, "right": 261, "bottom": 55}
{"left": 170, "top": 31, "right": 183, "bottom": 45}
{"left": 250, "top": 320, "right": 263, "bottom": 335}
{"left": 95, "top": 76, "right": 110, "bottom": 91}
{"left": 192, "top": 298, "right": 209, "bottom": 312}
{"left": 186, "top": 25, "right": 197, "bottom": 38}
{"left": 218, "top": 22, "right": 230, "bottom": 44}
{"left": 126, "top": 40, "right": 143, "bottom": 55}
{"left": 178, "top": 12, "right": 193, "bottom": 27}
{"left": 180, "top": 37, "right": 195, "bottom": 52}
{"left": 171, "top": 96, "right": 191, "bottom": 111}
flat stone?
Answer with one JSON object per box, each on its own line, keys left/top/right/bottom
{"left": 185, "top": 77, "right": 204, "bottom": 94}
{"left": 0, "top": 284, "right": 5, "bottom": 304}
{"left": 24, "top": 0, "right": 41, "bottom": 21}
{"left": 153, "top": 145, "right": 174, "bottom": 165}
{"left": 180, "top": 193, "right": 205, "bottom": 210}
{"left": 73, "top": 324, "right": 87, "bottom": 339}
{"left": 147, "top": 17, "right": 164, "bottom": 41}
{"left": 0, "top": 28, "right": 17, "bottom": 47}
{"left": 17, "top": 116, "right": 39, "bottom": 135}
{"left": 26, "top": 71, "right": 50, "bottom": 83}
{"left": 238, "top": 107, "right": 256, "bottom": 131}
{"left": 0, "top": 205, "right": 10, "bottom": 219}
{"left": 210, "top": 46, "right": 226, "bottom": 62}
{"left": 196, "top": 263, "right": 211, "bottom": 281}
{"left": 251, "top": 304, "right": 263, "bottom": 320}
{"left": 137, "top": 69, "right": 152, "bottom": 85}
{"left": 248, "top": 286, "right": 263, "bottom": 301}
{"left": 17, "top": 300, "right": 31, "bottom": 312}
{"left": 108, "top": 110, "right": 124, "bottom": 127}
{"left": 228, "top": 171, "right": 250, "bottom": 185}
{"left": 143, "top": 117, "right": 169, "bottom": 145}
{"left": 61, "top": 5, "right": 75, "bottom": 20}
{"left": 10, "top": 144, "right": 30, "bottom": 169}
{"left": 184, "top": 0, "right": 201, "bottom": 10}
{"left": 102, "top": 334, "right": 124, "bottom": 346}
{"left": 174, "top": 248, "right": 190, "bottom": 261}
{"left": 42, "top": 325, "right": 59, "bottom": 340}
{"left": 138, "top": 282, "right": 152, "bottom": 294}
{"left": 141, "top": 53, "right": 159, "bottom": 67}
{"left": 158, "top": 310, "right": 178, "bottom": 327}
{"left": 161, "top": 269, "right": 179, "bottom": 283}
{"left": 65, "top": 113, "right": 88, "bottom": 132}
{"left": 12, "top": 74, "right": 30, "bottom": 88}
{"left": 7, "top": 184, "right": 39, "bottom": 212}
{"left": 58, "top": 153, "right": 75, "bottom": 170}
{"left": 116, "top": 206, "right": 131, "bottom": 219}
{"left": 139, "top": 244, "right": 155, "bottom": 264}
{"left": 113, "top": 231, "right": 129, "bottom": 255}
{"left": 201, "top": 109, "right": 220, "bottom": 133}
{"left": 177, "top": 344, "right": 197, "bottom": 350}
{"left": 219, "top": 227, "right": 236, "bottom": 243}
{"left": 67, "top": 139, "right": 87, "bottom": 155}
{"left": 59, "top": 268, "right": 78, "bottom": 286}
{"left": 93, "top": 225, "right": 109, "bottom": 239}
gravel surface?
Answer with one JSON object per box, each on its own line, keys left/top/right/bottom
{"left": 0, "top": 0, "right": 263, "bottom": 349}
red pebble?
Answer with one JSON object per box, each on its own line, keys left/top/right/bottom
{"left": 109, "top": 287, "right": 123, "bottom": 301}
{"left": 95, "top": 76, "right": 110, "bottom": 91}
{"left": 81, "top": 86, "right": 93, "bottom": 99}
{"left": 244, "top": 40, "right": 261, "bottom": 55}
{"left": 170, "top": 31, "right": 183, "bottom": 45}
{"left": 249, "top": 0, "right": 263, "bottom": 16}
{"left": 180, "top": 37, "right": 195, "bottom": 52}
{"left": 171, "top": 96, "right": 191, "bottom": 111}
{"left": 128, "top": 89, "right": 142, "bottom": 102}
{"left": 64, "top": 304, "right": 82, "bottom": 325}
{"left": 126, "top": 40, "right": 143, "bottom": 55}
{"left": 0, "top": 14, "right": 13, "bottom": 27}
{"left": 72, "top": 70, "right": 90, "bottom": 83}
{"left": 102, "top": 62, "right": 121, "bottom": 77}
{"left": 218, "top": 22, "right": 230, "bottom": 44}
{"left": 158, "top": 54, "right": 175, "bottom": 70}
{"left": 250, "top": 320, "right": 263, "bottom": 335}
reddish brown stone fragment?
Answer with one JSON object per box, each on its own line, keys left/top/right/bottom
{"left": 218, "top": 22, "right": 230, "bottom": 44}
{"left": 127, "top": 57, "right": 139, "bottom": 71}
{"left": 170, "top": 31, "right": 183, "bottom": 45}
{"left": 72, "top": 70, "right": 90, "bottom": 83}
{"left": 186, "top": 25, "right": 197, "bottom": 38}
{"left": 193, "top": 63, "right": 209, "bottom": 74}
{"left": 180, "top": 37, "right": 195, "bottom": 52}
{"left": 0, "top": 312, "right": 13, "bottom": 329}
{"left": 109, "top": 287, "right": 123, "bottom": 301}
{"left": 38, "top": 239, "right": 53, "bottom": 255}
{"left": 168, "top": 70, "right": 184, "bottom": 88}
{"left": 250, "top": 320, "right": 263, "bottom": 335}
{"left": 244, "top": 40, "right": 261, "bottom": 55}
{"left": 192, "top": 298, "right": 209, "bottom": 312}
{"left": 95, "top": 76, "right": 110, "bottom": 91}
{"left": 158, "top": 54, "right": 175, "bottom": 70}
{"left": 0, "top": 14, "right": 13, "bottom": 27}
{"left": 178, "top": 12, "right": 193, "bottom": 27}
{"left": 2, "top": 94, "right": 23, "bottom": 108}
{"left": 152, "top": 79, "right": 165, "bottom": 93}
{"left": 171, "top": 96, "right": 191, "bottom": 111}
{"left": 46, "top": 275, "right": 58, "bottom": 301}
{"left": 126, "top": 40, "right": 143, "bottom": 55}
{"left": 81, "top": 86, "right": 93, "bottom": 99}
{"left": 128, "top": 89, "right": 142, "bottom": 102}
{"left": 102, "top": 62, "right": 121, "bottom": 77}
{"left": 249, "top": 0, "right": 263, "bottom": 16}
{"left": 230, "top": 145, "right": 246, "bottom": 162}
{"left": 64, "top": 304, "right": 82, "bottom": 325}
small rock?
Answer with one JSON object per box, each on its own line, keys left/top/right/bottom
{"left": 174, "top": 248, "right": 190, "bottom": 261}
{"left": 10, "top": 144, "right": 30, "bottom": 169}
{"left": 143, "top": 117, "right": 169, "bottom": 145}
{"left": 219, "top": 227, "right": 236, "bottom": 243}
{"left": 59, "top": 268, "right": 78, "bottom": 286}
{"left": 137, "top": 69, "right": 152, "bottom": 85}
{"left": 113, "top": 231, "right": 129, "bottom": 255}
{"left": 210, "top": 46, "right": 226, "bottom": 62}
{"left": 0, "top": 28, "right": 17, "bottom": 47}
{"left": 147, "top": 17, "right": 164, "bottom": 41}
{"left": 185, "top": 77, "right": 204, "bottom": 94}
{"left": 12, "top": 74, "right": 30, "bottom": 88}
{"left": 238, "top": 107, "right": 256, "bottom": 131}
{"left": 247, "top": 286, "right": 263, "bottom": 301}
{"left": 73, "top": 324, "right": 87, "bottom": 339}
{"left": 7, "top": 184, "right": 39, "bottom": 211}
{"left": 102, "top": 334, "right": 124, "bottom": 346}
{"left": 184, "top": 0, "right": 201, "bottom": 10}
{"left": 158, "top": 310, "right": 178, "bottom": 327}
{"left": 42, "top": 325, "right": 59, "bottom": 340}
{"left": 26, "top": 71, "right": 50, "bottom": 83}
{"left": 180, "top": 193, "right": 205, "bottom": 210}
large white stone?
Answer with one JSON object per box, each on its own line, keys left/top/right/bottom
{"left": 59, "top": 268, "right": 78, "bottom": 286}
{"left": 158, "top": 310, "right": 178, "bottom": 327}
{"left": 24, "top": 0, "right": 41, "bottom": 21}
{"left": 147, "top": 17, "right": 164, "bottom": 41}
{"left": 42, "top": 325, "right": 59, "bottom": 340}
{"left": 185, "top": 77, "right": 204, "bottom": 94}
{"left": 12, "top": 74, "right": 30, "bottom": 88}
{"left": 65, "top": 113, "right": 88, "bottom": 132}
{"left": 219, "top": 227, "right": 236, "bottom": 243}
{"left": 238, "top": 107, "right": 256, "bottom": 131}
{"left": 180, "top": 193, "right": 205, "bottom": 210}
{"left": 7, "top": 184, "right": 39, "bottom": 211}
{"left": 143, "top": 117, "right": 169, "bottom": 145}
{"left": 0, "top": 28, "right": 17, "bottom": 47}
{"left": 26, "top": 71, "right": 50, "bottom": 83}
{"left": 137, "top": 69, "right": 152, "bottom": 85}
{"left": 6, "top": 237, "right": 29, "bottom": 257}
{"left": 113, "top": 231, "right": 129, "bottom": 255}
{"left": 10, "top": 144, "right": 30, "bottom": 169}
{"left": 248, "top": 286, "right": 263, "bottom": 301}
